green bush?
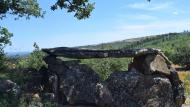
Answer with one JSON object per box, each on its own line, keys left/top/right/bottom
{"left": 82, "top": 58, "right": 130, "bottom": 80}
{"left": 173, "top": 44, "right": 190, "bottom": 68}
{"left": 17, "top": 43, "right": 46, "bottom": 70}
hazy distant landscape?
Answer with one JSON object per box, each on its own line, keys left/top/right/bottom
{"left": 6, "top": 52, "right": 30, "bottom": 57}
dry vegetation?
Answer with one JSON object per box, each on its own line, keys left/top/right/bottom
{"left": 178, "top": 71, "right": 190, "bottom": 104}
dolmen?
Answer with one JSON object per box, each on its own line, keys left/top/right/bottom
{"left": 40, "top": 47, "right": 185, "bottom": 107}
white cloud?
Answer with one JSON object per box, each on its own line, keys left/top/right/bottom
{"left": 119, "top": 19, "right": 190, "bottom": 36}
{"left": 120, "top": 14, "right": 157, "bottom": 20}
{"left": 128, "top": 2, "right": 173, "bottom": 11}
{"left": 137, "top": 14, "right": 157, "bottom": 20}
{"left": 172, "top": 11, "right": 179, "bottom": 15}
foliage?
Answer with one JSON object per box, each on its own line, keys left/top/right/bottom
{"left": 82, "top": 58, "right": 130, "bottom": 80}
{"left": 17, "top": 42, "right": 46, "bottom": 70}
{"left": 52, "top": 0, "right": 95, "bottom": 20}
{"left": 173, "top": 44, "right": 190, "bottom": 68}
{"left": 0, "top": 93, "right": 59, "bottom": 107}
{"left": 0, "top": 0, "right": 44, "bottom": 19}
{"left": 0, "top": 27, "right": 13, "bottom": 46}
{"left": 41, "top": 100, "right": 59, "bottom": 107}
{"left": 0, "top": 0, "right": 94, "bottom": 20}
{"left": 0, "top": 27, "right": 13, "bottom": 70}
{"left": 0, "top": 93, "right": 20, "bottom": 107}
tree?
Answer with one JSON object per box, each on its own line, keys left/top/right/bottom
{"left": 0, "top": 27, "right": 13, "bottom": 70}
{"left": 0, "top": 0, "right": 94, "bottom": 20}
{"left": 51, "top": 0, "right": 94, "bottom": 20}
{"left": 174, "top": 44, "right": 190, "bottom": 69}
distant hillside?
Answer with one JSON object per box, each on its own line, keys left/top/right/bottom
{"left": 79, "top": 36, "right": 152, "bottom": 50}
{"left": 6, "top": 52, "right": 30, "bottom": 57}
{"left": 80, "top": 32, "right": 185, "bottom": 49}
{"left": 80, "top": 31, "right": 190, "bottom": 61}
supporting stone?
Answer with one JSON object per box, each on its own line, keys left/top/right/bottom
{"left": 128, "top": 53, "right": 185, "bottom": 107}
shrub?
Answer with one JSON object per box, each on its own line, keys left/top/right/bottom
{"left": 17, "top": 42, "right": 46, "bottom": 70}
{"left": 173, "top": 44, "right": 190, "bottom": 68}
{"left": 82, "top": 58, "right": 130, "bottom": 80}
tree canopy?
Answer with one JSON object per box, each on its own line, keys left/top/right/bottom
{"left": 0, "top": 27, "right": 13, "bottom": 70}
{"left": 0, "top": 0, "right": 43, "bottom": 19}
{"left": 0, "top": 0, "right": 94, "bottom": 20}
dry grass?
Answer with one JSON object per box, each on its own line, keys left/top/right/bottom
{"left": 178, "top": 71, "right": 190, "bottom": 104}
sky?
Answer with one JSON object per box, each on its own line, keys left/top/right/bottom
{"left": 1, "top": 0, "right": 190, "bottom": 52}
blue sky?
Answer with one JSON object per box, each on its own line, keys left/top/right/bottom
{"left": 1, "top": 0, "right": 190, "bottom": 52}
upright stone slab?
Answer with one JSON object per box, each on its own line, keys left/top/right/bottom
{"left": 128, "top": 53, "right": 185, "bottom": 107}
{"left": 44, "top": 55, "right": 113, "bottom": 106}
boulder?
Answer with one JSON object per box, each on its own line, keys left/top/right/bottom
{"left": 24, "top": 66, "right": 53, "bottom": 94}
{"left": 0, "top": 79, "right": 20, "bottom": 95}
{"left": 106, "top": 69, "right": 177, "bottom": 107}
{"left": 129, "top": 53, "right": 185, "bottom": 107}
{"left": 44, "top": 55, "right": 113, "bottom": 106}
{"left": 24, "top": 72, "right": 44, "bottom": 93}
{"left": 95, "top": 83, "right": 113, "bottom": 107}
{"left": 58, "top": 61, "right": 100, "bottom": 105}
{"left": 129, "top": 54, "right": 172, "bottom": 75}
{"left": 170, "top": 71, "right": 186, "bottom": 107}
